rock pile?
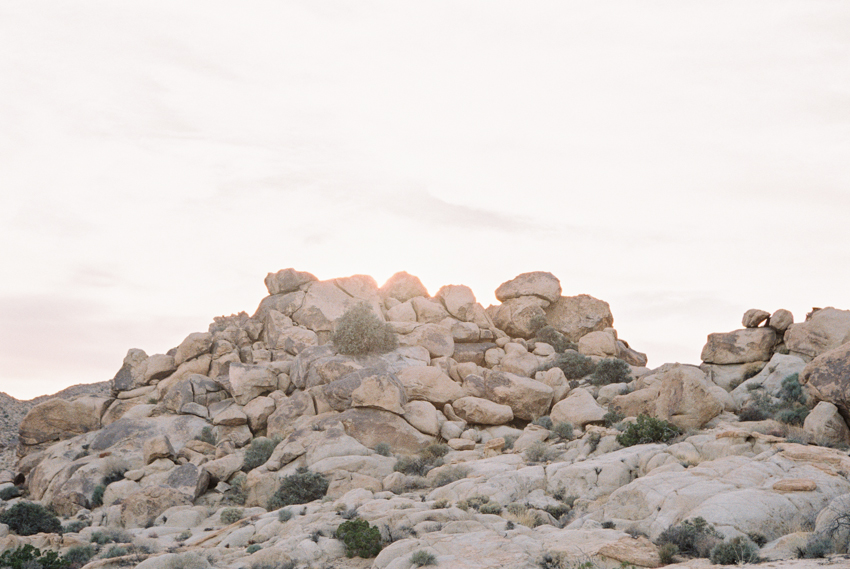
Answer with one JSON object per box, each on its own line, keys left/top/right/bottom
{"left": 4, "top": 270, "right": 850, "bottom": 569}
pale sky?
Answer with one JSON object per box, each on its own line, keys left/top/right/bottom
{"left": 1, "top": 1, "right": 849, "bottom": 400}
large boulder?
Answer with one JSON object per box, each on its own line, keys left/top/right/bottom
{"left": 435, "top": 285, "right": 477, "bottom": 322}
{"left": 266, "top": 391, "right": 316, "bottom": 440}
{"left": 380, "top": 271, "right": 430, "bottom": 303}
{"left": 395, "top": 366, "right": 463, "bottom": 406}
{"left": 742, "top": 309, "right": 771, "bottom": 328}
{"left": 495, "top": 272, "right": 562, "bottom": 304}
{"left": 550, "top": 388, "right": 607, "bottom": 429}
{"left": 452, "top": 396, "right": 514, "bottom": 425}
{"left": 801, "top": 342, "right": 850, "bottom": 420}
{"left": 319, "top": 368, "right": 407, "bottom": 414}
{"left": 174, "top": 332, "right": 213, "bottom": 367}
{"left": 785, "top": 307, "right": 850, "bottom": 360}
{"left": 490, "top": 296, "right": 548, "bottom": 338}
{"left": 120, "top": 486, "right": 192, "bottom": 528}
{"left": 227, "top": 363, "right": 278, "bottom": 405}
{"left": 398, "top": 323, "right": 454, "bottom": 357}
{"left": 292, "top": 277, "right": 382, "bottom": 334}
{"left": 19, "top": 396, "right": 109, "bottom": 451}
{"left": 578, "top": 330, "right": 618, "bottom": 358}
{"left": 544, "top": 294, "right": 614, "bottom": 342}
{"left": 264, "top": 268, "right": 317, "bottom": 295}
{"left": 112, "top": 348, "right": 149, "bottom": 392}
{"left": 700, "top": 328, "right": 777, "bottom": 364}
{"left": 462, "top": 370, "right": 553, "bottom": 421}
{"left": 319, "top": 408, "right": 433, "bottom": 454}
{"left": 804, "top": 402, "right": 850, "bottom": 447}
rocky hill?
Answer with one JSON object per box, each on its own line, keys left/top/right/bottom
{"left": 2, "top": 269, "right": 850, "bottom": 569}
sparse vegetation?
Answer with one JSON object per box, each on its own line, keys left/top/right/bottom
{"left": 656, "top": 517, "right": 722, "bottom": 558}
{"left": 102, "top": 545, "right": 129, "bottom": 559}
{"left": 0, "top": 544, "right": 68, "bottom": 569}
{"left": 332, "top": 302, "right": 398, "bottom": 355}
{"left": 267, "top": 467, "right": 329, "bottom": 509}
{"left": 658, "top": 543, "right": 678, "bottom": 564}
{"left": 552, "top": 421, "right": 574, "bottom": 440}
{"left": 589, "top": 358, "right": 631, "bottom": 386}
{"left": 0, "top": 486, "right": 21, "bottom": 501}
{"left": 616, "top": 415, "right": 681, "bottom": 447}
{"left": 243, "top": 437, "right": 279, "bottom": 471}
{"left": 796, "top": 535, "right": 832, "bottom": 558}
{"left": 541, "top": 351, "right": 597, "bottom": 380}
{"left": 525, "top": 441, "right": 551, "bottom": 463}
{"left": 90, "top": 528, "right": 132, "bottom": 545}
{"left": 278, "top": 509, "right": 293, "bottom": 522}
{"left": 535, "top": 326, "right": 576, "bottom": 354}
{"left": 220, "top": 507, "right": 244, "bottom": 524}
{"left": 246, "top": 544, "right": 261, "bottom": 554}
{"left": 91, "top": 484, "right": 105, "bottom": 508}
{"left": 197, "top": 426, "right": 216, "bottom": 446}
{"left": 374, "top": 442, "right": 391, "bottom": 456}
{"left": 395, "top": 444, "right": 450, "bottom": 476}
{"left": 63, "top": 545, "right": 96, "bottom": 569}
{"left": 533, "top": 416, "right": 554, "bottom": 430}
{"left": 176, "top": 529, "right": 192, "bottom": 542}
{"left": 336, "top": 519, "right": 382, "bottom": 558}
{"left": 479, "top": 501, "right": 503, "bottom": 515}
{"left": 0, "top": 502, "right": 62, "bottom": 535}
{"left": 432, "top": 465, "right": 470, "bottom": 487}
{"left": 410, "top": 549, "right": 438, "bottom": 567}
{"left": 62, "top": 520, "right": 90, "bottom": 534}
{"left": 709, "top": 537, "right": 759, "bottom": 565}
{"left": 603, "top": 410, "right": 624, "bottom": 428}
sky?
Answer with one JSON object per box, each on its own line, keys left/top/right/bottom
{"left": 1, "top": 1, "right": 849, "bottom": 400}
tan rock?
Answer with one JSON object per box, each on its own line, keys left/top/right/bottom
{"left": 616, "top": 340, "right": 648, "bottom": 367}
{"left": 19, "top": 397, "right": 106, "bottom": 449}
{"left": 550, "top": 388, "right": 606, "bottom": 429}
{"left": 545, "top": 294, "right": 614, "bottom": 342}
{"left": 451, "top": 321, "right": 481, "bottom": 343}
{"left": 292, "top": 279, "right": 381, "bottom": 334}
{"left": 399, "top": 323, "right": 455, "bottom": 357}
{"left": 462, "top": 370, "right": 553, "bottom": 421}
{"left": 654, "top": 364, "right": 723, "bottom": 429}
{"left": 252, "top": 290, "right": 306, "bottom": 322}
{"left": 174, "top": 332, "right": 213, "bottom": 367}
{"left": 202, "top": 453, "right": 243, "bottom": 483}
{"left": 742, "top": 309, "right": 771, "bottom": 328}
{"left": 227, "top": 363, "right": 279, "bottom": 405}
{"left": 786, "top": 307, "right": 850, "bottom": 359}
{"left": 491, "top": 296, "right": 548, "bottom": 338}
{"left": 448, "top": 438, "right": 476, "bottom": 450}
{"left": 396, "top": 366, "right": 463, "bottom": 406}
{"left": 120, "top": 486, "right": 192, "bottom": 528}
{"left": 111, "top": 348, "right": 149, "bottom": 392}
{"left": 266, "top": 391, "right": 316, "bottom": 440}
{"left": 700, "top": 328, "right": 777, "bottom": 364}
{"left": 436, "top": 285, "right": 477, "bottom": 322}
{"left": 264, "top": 268, "right": 317, "bottom": 295}
{"left": 484, "top": 437, "right": 505, "bottom": 453}
{"left": 773, "top": 479, "right": 817, "bottom": 492}
{"left": 803, "top": 401, "right": 850, "bottom": 447}
{"left": 387, "top": 301, "right": 417, "bottom": 323}
{"left": 578, "top": 330, "right": 618, "bottom": 358}
{"left": 801, "top": 342, "right": 850, "bottom": 419}
{"left": 495, "top": 271, "right": 562, "bottom": 304}
{"left": 143, "top": 435, "right": 175, "bottom": 464}
{"left": 597, "top": 536, "right": 661, "bottom": 568}
{"left": 403, "top": 401, "right": 441, "bottom": 436}
{"left": 212, "top": 404, "right": 248, "bottom": 427}
{"left": 143, "top": 354, "right": 177, "bottom": 383}
{"left": 244, "top": 396, "right": 276, "bottom": 433}
{"left": 351, "top": 371, "right": 408, "bottom": 414}
{"left": 321, "top": 408, "right": 433, "bottom": 454}
{"left": 769, "top": 309, "right": 794, "bottom": 333}
{"left": 380, "top": 271, "right": 430, "bottom": 303}
{"left": 452, "top": 396, "right": 514, "bottom": 425}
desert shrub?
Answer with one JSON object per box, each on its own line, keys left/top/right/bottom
{"left": 587, "top": 431, "right": 602, "bottom": 453}
{"left": 601, "top": 520, "right": 615, "bottom": 529}
{"left": 658, "top": 543, "right": 678, "bottom": 565}
{"left": 432, "top": 465, "right": 470, "bottom": 487}
{"left": 457, "top": 495, "right": 490, "bottom": 511}
{"left": 533, "top": 416, "right": 554, "bottom": 430}
{"left": 0, "top": 544, "right": 67, "bottom": 569}
{"left": 432, "top": 499, "right": 449, "bottom": 509}
{"left": 63, "top": 544, "right": 96, "bottom": 568}
{"left": 525, "top": 441, "right": 549, "bottom": 463}
{"left": 535, "top": 326, "right": 576, "bottom": 354}
{"left": 278, "top": 509, "right": 293, "bottom": 522}
{"left": 603, "top": 410, "right": 624, "bottom": 428}
{"left": 374, "top": 443, "right": 391, "bottom": 456}
{"left": 102, "top": 545, "right": 128, "bottom": 558}
{"left": 709, "top": 537, "right": 759, "bottom": 565}
{"left": 552, "top": 422, "right": 574, "bottom": 440}
{"left": 197, "top": 426, "right": 216, "bottom": 446}
{"left": 616, "top": 415, "right": 681, "bottom": 447}
{"left": 336, "top": 519, "right": 382, "bottom": 558}
{"left": 332, "top": 303, "right": 398, "bottom": 356}
{"left": 423, "top": 443, "right": 450, "bottom": 459}
{"left": 742, "top": 363, "right": 763, "bottom": 380}
{"left": 544, "top": 503, "right": 571, "bottom": 520}
{"left": 246, "top": 544, "right": 262, "bottom": 554}
{"left": 479, "top": 501, "right": 503, "bottom": 515}
{"left": 395, "top": 445, "right": 447, "bottom": 477}
{"left": 0, "top": 486, "right": 21, "bottom": 500}
{"left": 738, "top": 404, "right": 768, "bottom": 422}
{"left": 590, "top": 358, "right": 631, "bottom": 386}
{"left": 176, "top": 529, "right": 192, "bottom": 542}
{"left": 220, "top": 507, "right": 244, "bottom": 524}
{"left": 62, "top": 520, "right": 90, "bottom": 534}
{"left": 410, "top": 549, "right": 438, "bottom": 567}
{"left": 796, "top": 535, "right": 832, "bottom": 558}
{"left": 267, "top": 467, "right": 329, "bottom": 509}
{"left": 0, "top": 502, "right": 62, "bottom": 535}
{"left": 503, "top": 435, "right": 518, "bottom": 450}
{"left": 243, "top": 437, "right": 279, "bottom": 471}
{"left": 223, "top": 472, "right": 248, "bottom": 505}
{"left": 90, "top": 528, "right": 132, "bottom": 544}
{"left": 656, "top": 517, "right": 722, "bottom": 558}
{"left": 91, "top": 484, "right": 106, "bottom": 508}
{"left": 747, "top": 532, "right": 767, "bottom": 547}
{"left": 776, "top": 406, "right": 809, "bottom": 426}
{"left": 780, "top": 373, "right": 805, "bottom": 403}
{"left": 541, "top": 351, "right": 596, "bottom": 379}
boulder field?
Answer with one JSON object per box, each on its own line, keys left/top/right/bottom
{"left": 4, "top": 269, "right": 850, "bottom": 569}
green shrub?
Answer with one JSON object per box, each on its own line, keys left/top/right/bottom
{"left": 535, "top": 326, "right": 576, "bottom": 354}
{"left": 246, "top": 544, "right": 261, "bottom": 554}
{"left": 603, "top": 410, "right": 624, "bottom": 428}
{"left": 524, "top": 441, "right": 548, "bottom": 463}
{"left": 431, "top": 465, "right": 470, "bottom": 487}
{"left": 0, "top": 486, "right": 21, "bottom": 501}
{"left": 102, "top": 545, "right": 128, "bottom": 559}
{"left": 410, "top": 549, "right": 438, "bottom": 567}
{"left": 223, "top": 472, "right": 248, "bottom": 505}
{"left": 656, "top": 517, "right": 722, "bottom": 558}
{"left": 374, "top": 443, "right": 391, "bottom": 456}
{"left": 176, "top": 529, "right": 192, "bottom": 542}
{"left": 479, "top": 501, "right": 502, "bottom": 515}
{"left": 601, "top": 520, "right": 615, "bottom": 529}
{"left": 332, "top": 303, "right": 398, "bottom": 355}
{"left": 533, "top": 416, "right": 554, "bottom": 430}
{"left": 91, "top": 484, "right": 105, "bottom": 508}
{"left": 503, "top": 435, "right": 518, "bottom": 450}
{"left": 267, "top": 467, "right": 329, "bottom": 510}
{"left": 62, "top": 520, "right": 90, "bottom": 534}
{"left": 90, "top": 528, "right": 132, "bottom": 545}
{"left": 552, "top": 422, "right": 574, "bottom": 440}
{"left": 541, "top": 351, "right": 596, "bottom": 380}
{"left": 616, "top": 415, "right": 681, "bottom": 447}
{"left": 796, "top": 535, "right": 832, "bottom": 558}
{"left": 0, "top": 502, "right": 62, "bottom": 535}
{"left": 278, "top": 509, "right": 293, "bottom": 522}
{"left": 658, "top": 543, "right": 678, "bottom": 565}
{"left": 776, "top": 406, "right": 809, "bottom": 426}
{"left": 432, "top": 499, "right": 449, "bottom": 509}
{"left": 590, "top": 358, "right": 631, "bottom": 386}
{"left": 457, "top": 495, "right": 490, "bottom": 511}
{"left": 394, "top": 444, "right": 448, "bottom": 477}
{"left": 63, "top": 545, "right": 96, "bottom": 568}
{"left": 423, "top": 443, "right": 450, "bottom": 460}
{"left": 220, "top": 507, "right": 244, "bottom": 524}
{"left": 709, "top": 537, "right": 759, "bottom": 565}
{"left": 336, "top": 519, "right": 382, "bottom": 558}
{"left": 243, "top": 437, "right": 279, "bottom": 471}
{"left": 0, "top": 544, "right": 67, "bottom": 569}
{"left": 197, "top": 426, "right": 216, "bottom": 446}
{"left": 780, "top": 373, "right": 805, "bottom": 403}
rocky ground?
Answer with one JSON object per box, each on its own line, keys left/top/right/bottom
{"left": 2, "top": 269, "right": 850, "bottom": 569}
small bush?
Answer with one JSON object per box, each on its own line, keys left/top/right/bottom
{"left": 616, "top": 415, "right": 681, "bottom": 447}
{"left": 243, "top": 437, "right": 279, "bottom": 471}
{"left": 63, "top": 545, "right": 96, "bottom": 568}
{"left": 423, "top": 443, "right": 450, "bottom": 459}
{"left": 535, "top": 326, "right": 576, "bottom": 354}
{"left": 533, "top": 416, "right": 554, "bottom": 430}
{"left": 267, "top": 467, "right": 329, "bottom": 510}
{"left": 432, "top": 465, "right": 470, "bottom": 487}
{"left": 525, "top": 441, "right": 548, "bottom": 463}
{"left": 780, "top": 373, "right": 805, "bottom": 404}
{"left": 176, "top": 529, "right": 192, "bottom": 542}
{"left": 0, "top": 502, "right": 62, "bottom": 535}
{"left": 544, "top": 503, "right": 571, "bottom": 520}
{"left": 197, "top": 426, "right": 216, "bottom": 446}
{"left": 457, "top": 495, "right": 490, "bottom": 511}
{"left": 278, "top": 509, "right": 293, "bottom": 522}
{"left": 552, "top": 422, "right": 573, "bottom": 441}
{"left": 374, "top": 443, "right": 391, "bottom": 456}
{"left": 590, "top": 358, "right": 631, "bottom": 386}
{"left": 738, "top": 405, "right": 768, "bottom": 422}
{"left": 90, "top": 529, "right": 132, "bottom": 545}
{"left": 246, "top": 544, "right": 261, "bottom": 554}
{"left": 601, "top": 520, "right": 615, "bottom": 529}
{"left": 394, "top": 456, "right": 433, "bottom": 477}
{"left": 62, "top": 520, "right": 90, "bottom": 534}
{"left": 709, "top": 537, "right": 759, "bottom": 565}
{"left": 796, "top": 535, "right": 832, "bottom": 558}
{"left": 102, "top": 545, "right": 128, "bottom": 559}
{"left": 541, "top": 351, "right": 596, "bottom": 380}
{"left": 0, "top": 486, "right": 21, "bottom": 501}
{"left": 336, "top": 519, "right": 382, "bottom": 558}
{"left": 432, "top": 499, "right": 449, "bottom": 509}
{"left": 656, "top": 517, "right": 722, "bottom": 558}
{"left": 224, "top": 472, "right": 248, "bottom": 505}
{"left": 658, "top": 543, "right": 678, "bottom": 565}
{"left": 776, "top": 406, "right": 809, "bottom": 426}
{"left": 410, "top": 549, "right": 438, "bottom": 567}
{"left": 91, "top": 484, "right": 106, "bottom": 508}
{"left": 220, "top": 507, "right": 244, "bottom": 524}
{"left": 503, "top": 435, "right": 518, "bottom": 450}
{"left": 603, "top": 410, "right": 624, "bottom": 428}
{"left": 479, "top": 501, "right": 502, "bottom": 515}
{"left": 332, "top": 303, "right": 398, "bottom": 356}
{"left": 747, "top": 532, "right": 767, "bottom": 547}
{"left": 0, "top": 545, "right": 67, "bottom": 569}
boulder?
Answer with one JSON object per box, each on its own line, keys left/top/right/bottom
{"left": 387, "top": 301, "right": 417, "bottom": 323}
{"left": 435, "top": 285, "right": 477, "bottom": 321}
{"left": 804, "top": 402, "right": 850, "bottom": 447}
{"left": 495, "top": 272, "right": 562, "bottom": 304}
{"left": 319, "top": 368, "right": 407, "bottom": 414}
{"left": 452, "top": 342, "right": 496, "bottom": 366}
{"left": 410, "top": 297, "right": 451, "bottom": 323}
{"left": 399, "top": 323, "right": 454, "bottom": 357}
{"left": 550, "top": 388, "right": 607, "bottom": 429}
{"left": 490, "top": 296, "right": 548, "bottom": 338}
{"left": 769, "top": 309, "right": 794, "bottom": 333}
{"left": 380, "top": 271, "right": 430, "bottom": 303}
{"left": 742, "top": 309, "right": 771, "bottom": 328}
{"left": 292, "top": 278, "right": 381, "bottom": 334}
{"left": 143, "top": 435, "right": 175, "bottom": 464}
{"left": 212, "top": 404, "right": 248, "bottom": 427}
{"left": 244, "top": 396, "right": 276, "bottom": 433}
{"left": 462, "top": 370, "right": 553, "bottom": 421}
{"left": 174, "top": 332, "right": 213, "bottom": 367}
{"left": 262, "top": 310, "right": 318, "bottom": 354}
{"left": 452, "top": 396, "right": 514, "bottom": 425}
{"left": 112, "top": 348, "right": 149, "bottom": 392}
{"left": 402, "top": 401, "right": 441, "bottom": 436}
{"left": 144, "top": 354, "right": 177, "bottom": 383}
{"left": 164, "top": 463, "right": 210, "bottom": 500}
{"left": 578, "top": 330, "right": 618, "bottom": 358}
{"left": 320, "top": 408, "right": 433, "bottom": 454}
{"left": 227, "top": 363, "right": 278, "bottom": 405}
{"left": 785, "top": 307, "right": 850, "bottom": 359}
{"left": 616, "top": 341, "right": 648, "bottom": 367}
{"left": 545, "top": 294, "right": 614, "bottom": 342}
{"left": 19, "top": 397, "right": 108, "bottom": 450}
{"left": 264, "top": 268, "right": 317, "bottom": 295}
{"left": 252, "top": 290, "right": 306, "bottom": 322}
{"left": 451, "top": 321, "right": 481, "bottom": 343}
{"left": 700, "top": 328, "right": 777, "bottom": 364}
{"left": 395, "top": 366, "right": 463, "bottom": 406}
{"left": 266, "top": 391, "right": 316, "bottom": 440}
{"left": 801, "top": 342, "right": 850, "bottom": 420}
{"left": 120, "top": 486, "right": 192, "bottom": 528}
